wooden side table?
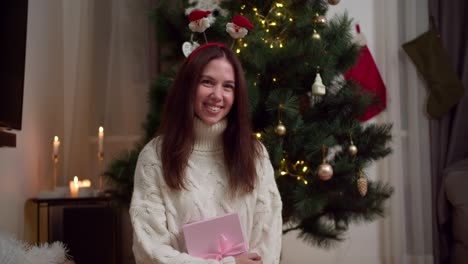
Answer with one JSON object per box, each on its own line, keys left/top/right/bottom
{"left": 28, "top": 195, "right": 120, "bottom": 264}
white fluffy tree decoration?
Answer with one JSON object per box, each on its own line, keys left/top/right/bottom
{"left": 0, "top": 233, "right": 70, "bottom": 264}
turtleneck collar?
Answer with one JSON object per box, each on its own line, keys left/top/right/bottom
{"left": 193, "top": 118, "right": 227, "bottom": 152}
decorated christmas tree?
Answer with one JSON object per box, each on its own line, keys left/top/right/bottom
{"left": 107, "top": 0, "right": 393, "bottom": 247}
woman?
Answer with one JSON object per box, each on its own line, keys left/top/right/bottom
{"left": 130, "top": 43, "right": 282, "bottom": 264}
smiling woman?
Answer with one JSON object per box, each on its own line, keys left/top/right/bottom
{"left": 129, "top": 43, "right": 283, "bottom": 264}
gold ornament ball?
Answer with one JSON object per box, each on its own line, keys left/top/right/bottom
{"left": 348, "top": 144, "right": 358, "bottom": 156}
{"left": 313, "top": 15, "right": 327, "bottom": 26}
{"left": 275, "top": 123, "right": 287, "bottom": 136}
{"left": 317, "top": 163, "right": 333, "bottom": 181}
{"left": 328, "top": 0, "right": 341, "bottom": 5}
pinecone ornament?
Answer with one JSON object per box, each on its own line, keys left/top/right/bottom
{"left": 357, "top": 176, "right": 368, "bottom": 196}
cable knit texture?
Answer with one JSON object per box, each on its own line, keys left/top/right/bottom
{"left": 130, "top": 118, "right": 282, "bottom": 264}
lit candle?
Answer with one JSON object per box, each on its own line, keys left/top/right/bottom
{"left": 78, "top": 179, "right": 93, "bottom": 197}
{"left": 53, "top": 136, "right": 60, "bottom": 156}
{"left": 98, "top": 126, "right": 104, "bottom": 153}
{"left": 80, "top": 179, "right": 92, "bottom": 188}
{"left": 69, "top": 176, "right": 80, "bottom": 198}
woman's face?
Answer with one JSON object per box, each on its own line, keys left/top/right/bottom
{"left": 194, "top": 57, "right": 235, "bottom": 125}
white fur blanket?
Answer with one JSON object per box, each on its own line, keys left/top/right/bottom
{"left": 0, "top": 233, "right": 70, "bottom": 264}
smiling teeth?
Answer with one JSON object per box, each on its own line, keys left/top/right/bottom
{"left": 207, "top": 106, "right": 221, "bottom": 112}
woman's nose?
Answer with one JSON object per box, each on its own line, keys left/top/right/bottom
{"left": 210, "top": 86, "right": 222, "bottom": 100}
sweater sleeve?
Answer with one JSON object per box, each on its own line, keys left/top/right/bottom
{"left": 129, "top": 144, "right": 234, "bottom": 264}
{"left": 249, "top": 145, "right": 283, "bottom": 264}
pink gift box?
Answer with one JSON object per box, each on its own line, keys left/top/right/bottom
{"left": 182, "top": 213, "right": 247, "bottom": 260}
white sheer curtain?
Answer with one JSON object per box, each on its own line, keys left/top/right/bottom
{"left": 61, "top": 0, "right": 152, "bottom": 186}
{"left": 376, "top": 0, "right": 433, "bottom": 263}
{"left": 62, "top": 0, "right": 94, "bottom": 184}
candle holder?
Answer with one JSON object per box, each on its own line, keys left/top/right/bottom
{"left": 98, "top": 151, "right": 104, "bottom": 192}
{"left": 52, "top": 154, "right": 59, "bottom": 189}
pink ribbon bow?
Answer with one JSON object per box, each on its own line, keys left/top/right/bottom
{"left": 200, "top": 234, "right": 246, "bottom": 261}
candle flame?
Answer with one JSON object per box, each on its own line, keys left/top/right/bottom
{"left": 74, "top": 176, "right": 79, "bottom": 184}
{"left": 99, "top": 126, "right": 104, "bottom": 133}
{"left": 54, "top": 136, "right": 59, "bottom": 142}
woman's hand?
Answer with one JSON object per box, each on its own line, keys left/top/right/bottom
{"left": 235, "top": 252, "right": 262, "bottom": 264}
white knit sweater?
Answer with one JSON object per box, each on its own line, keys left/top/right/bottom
{"left": 130, "top": 118, "right": 282, "bottom": 264}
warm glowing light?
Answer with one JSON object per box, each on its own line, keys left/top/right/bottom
{"left": 243, "top": 43, "right": 248, "bottom": 47}
{"left": 276, "top": 12, "right": 282, "bottom": 16}
{"left": 273, "top": 78, "right": 277, "bottom": 82}
{"left": 270, "top": 44, "right": 273, "bottom": 48}
{"left": 281, "top": 171, "right": 288, "bottom": 175}
{"left": 80, "top": 179, "right": 91, "bottom": 187}
{"left": 296, "top": 176, "right": 301, "bottom": 180}
{"left": 256, "top": 133, "right": 262, "bottom": 139}
{"left": 53, "top": 136, "right": 60, "bottom": 156}
{"left": 269, "top": 22, "right": 277, "bottom": 26}
{"left": 289, "top": 18, "right": 293, "bottom": 22}
{"left": 302, "top": 166, "right": 308, "bottom": 172}
{"left": 276, "top": 3, "right": 284, "bottom": 7}
{"left": 266, "top": 29, "right": 270, "bottom": 33}
{"left": 236, "top": 48, "right": 241, "bottom": 54}
{"left": 69, "top": 176, "right": 80, "bottom": 198}
{"left": 241, "top": 5, "right": 246, "bottom": 10}
{"left": 98, "top": 126, "right": 104, "bottom": 153}
{"left": 253, "top": 7, "right": 258, "bottom": 12}
{"left": 304, "top": 180, "right": 308, "bottom": 185}
{"left": 280, "top": 43, "right": 284, "bottom": 48}
{"left": 261, "top": 20, "right": 265, "bottom": 24}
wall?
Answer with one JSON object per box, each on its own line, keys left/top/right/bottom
{"left": 0, "top": 0, "right": 64, "bottom": 241}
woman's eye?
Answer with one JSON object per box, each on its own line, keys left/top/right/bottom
{"left": 224, "top": 84, "right": 234, "bottom": 90}
{"left": 201, "top": 79, "right": 213, "bottom": 86}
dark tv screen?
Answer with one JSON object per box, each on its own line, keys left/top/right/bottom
{"left": 0, "top": 0, "right": 28, "bottom": 130}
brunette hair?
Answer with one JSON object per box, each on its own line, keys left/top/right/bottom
{"left": 159, "top": 43, "right": 261, "bottom": 195}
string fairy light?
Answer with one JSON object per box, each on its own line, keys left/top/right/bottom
{"left": 279, "top": 158, "right": 311, "bottom": 185}
{"left": 251, "top": 2, "right": 293, "bottom": 49}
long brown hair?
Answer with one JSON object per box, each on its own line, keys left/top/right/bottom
{"left": 159, "top": 43, "right": 261, "bottom": 195}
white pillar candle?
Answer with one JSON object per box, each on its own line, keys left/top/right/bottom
{"left": 98, "top": 126, "right": 104, "bottom": 153}
{"left": 69, "top": 176, "right": 80, "bottom": 198}
{"left": 53, "top": 136, "right": 60, "bottom": 156}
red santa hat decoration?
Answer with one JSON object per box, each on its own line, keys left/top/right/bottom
{"left": 226, "top": 15, "right": 254, "bottom": 39}
{"left": 344, "top": 24, "right": 387, "bottom": 121}
{"left": 188, "top": 10, "right": 211, "bottom": 33}
{"left": 183, "top": 11, "right": 254, "bottom": 57}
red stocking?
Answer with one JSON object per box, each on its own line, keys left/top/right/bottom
{"left": 344, "top": 24, "right": 387, "bottom": 122}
